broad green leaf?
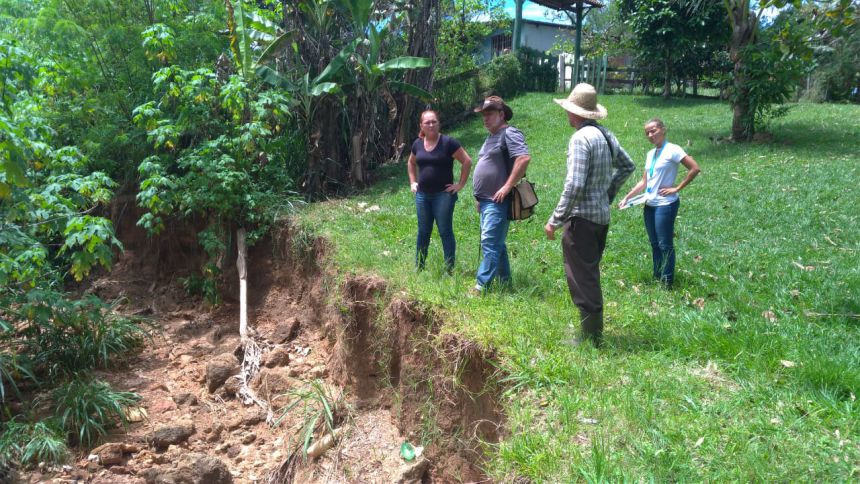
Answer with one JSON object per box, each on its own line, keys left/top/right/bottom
{"left": 257, "top": 30, "right": 295, "bottom": 66}
{"left": 388, "top": 81, "right": 433, "bottom": 102}
{"left": 310, "top": 82, "right": 338, "bottom": 97}
{"left": 377, "top": 56, "right": 431, "bottom": 71}
{"left": 231, "top": 0, "right": 253, "bottom": 80}
{"left": 255, "top": 66, "right": 296, "bottom": 90}
{"left": 4, "top": 148, "right": 29, "bottom": 187}
{"left": 337, "top": 0, "right": 373, "bottom": 31}
{"left": 244, "top": 10, "right": 278, "bottom": 34}
{"left": 313, "top": 38, "right": 360, "bottom": 85}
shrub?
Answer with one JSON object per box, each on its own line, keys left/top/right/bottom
{"left": 480, "top": 54, "right": 524, "bottom": 99}
{"left": 518, "top": 48, "right": 558, "bottom": 92}
{"left": 50, "top": 374, "right": 140, "bottom": 447}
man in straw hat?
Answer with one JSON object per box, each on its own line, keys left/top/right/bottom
{"left": 470, "top": 96, "right": 531, "bottom": 295}
{"left": 544, "top": 83, "right": 635, "bottom": 347}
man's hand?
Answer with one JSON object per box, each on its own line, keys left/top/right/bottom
{"left": 492, "top": 183, "right": 512, "bottom": 203}
{"left": 410, "top": 182, "right": 418, "bottom": 194}
{"left": 544, "top": 223, "right": 556, "bottom": 240}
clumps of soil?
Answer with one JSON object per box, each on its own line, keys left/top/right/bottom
{"left": 330, "top": 281, "right": 504, "bottom": 482}
{"left": 19, "top": 220, "right": 504, "bottom": 483}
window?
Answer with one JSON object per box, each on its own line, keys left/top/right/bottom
{"left": 491, "top": 34, "right": 512, "bottom": 57}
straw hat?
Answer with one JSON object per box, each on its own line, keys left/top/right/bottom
{"left": 474, "top": 96, "right": 513, "bottom": 121}
{"left": 554, "top": 83, "right": 607, "bottom": 120}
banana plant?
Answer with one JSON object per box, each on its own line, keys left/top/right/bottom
{"left": 224, "top": 0, "right": 294, "bottom": 83}
{"left": 331, "top": 0, "right": 433, "bottom": 183}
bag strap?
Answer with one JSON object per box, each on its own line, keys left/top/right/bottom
{"left": 591, "top": 124, "right": 615, "bottom": 160}
{"left": 499, "top": 126, "right": 526, "bottom": 178}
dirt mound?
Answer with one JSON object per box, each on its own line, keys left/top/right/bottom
{"left": 21, "top": 220, "right": 504, "bottom": 483}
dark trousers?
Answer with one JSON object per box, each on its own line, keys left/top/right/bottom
{"left": 562, "top": 217, "right": 608, "bottom": 315}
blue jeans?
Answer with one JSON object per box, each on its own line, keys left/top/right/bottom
{"left": 416, "top": 191, "right": 458, "bottom": 270}
{"left": 643, "top": 199, "right": 680, "bottom": 285}
{"left": 476, "top": 199, "right": 511, "bottom": 288}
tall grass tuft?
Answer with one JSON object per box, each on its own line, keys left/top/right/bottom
{"left": 0, "top": 419, "right": 68, "bottom": 468}
{"left": 49, "top": 374, "right": 140, "bottom": 447}
{"left": 16, "top": 291, "right": 150, "bottom": 379}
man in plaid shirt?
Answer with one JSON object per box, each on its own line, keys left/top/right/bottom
{"left": 544, "top": 83, "right": 635, "bottom": 347}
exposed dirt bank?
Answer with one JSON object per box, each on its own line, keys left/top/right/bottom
{"left": 18, "top": 220, "right": 504, "bottom": 483}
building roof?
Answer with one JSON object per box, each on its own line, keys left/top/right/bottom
{"left": 528, "top": 0, "right": 605, "bottom": 11}
{"left": 520, "top": 18, "right": 576, "bottom": 30}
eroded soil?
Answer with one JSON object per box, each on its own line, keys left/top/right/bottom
{"left": 17, "top": 223, "right": 502, "bottom": 483}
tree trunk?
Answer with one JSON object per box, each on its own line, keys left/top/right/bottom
{"left": 662, "top": 55, "right": 672, "bottom": 99}
{"left": 728, "top": 1, "right": 757, "bottom": 141}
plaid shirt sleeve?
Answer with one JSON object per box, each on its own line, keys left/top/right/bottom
{"left": 548, "top": 134, "right": 590, "bottom": 228}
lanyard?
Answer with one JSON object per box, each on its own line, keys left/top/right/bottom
{"left": 648, "top": 142, "right": 667, "bottom": 179}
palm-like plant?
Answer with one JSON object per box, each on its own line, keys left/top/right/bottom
{"left": 228, "top": 0, "right": 432, "bottom": 194}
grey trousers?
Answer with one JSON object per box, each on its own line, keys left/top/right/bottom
{"left": 562, "top": 217, "right": 608, "bottom": 315}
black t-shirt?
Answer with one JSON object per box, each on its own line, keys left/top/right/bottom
{"left": 411, "top": 134, "right": 462, "bottom": 193}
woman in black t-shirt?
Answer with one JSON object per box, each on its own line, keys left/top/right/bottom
{"left": 407, "top": 110, "right": 472, "bottom": 271}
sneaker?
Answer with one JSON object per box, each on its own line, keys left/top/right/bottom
{"left": 467, "top": 285, "right": 484, "bottom": 298}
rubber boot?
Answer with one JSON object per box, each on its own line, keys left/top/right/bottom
{"left": 580, "top": 310, "right": 604, "bottom": 348}
{"left": 568, "top": 310, "right": 604, "bottom": 348}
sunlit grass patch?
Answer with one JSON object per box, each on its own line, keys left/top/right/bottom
{"left": 298, "top": 94, "right": 860, "bottom": 481}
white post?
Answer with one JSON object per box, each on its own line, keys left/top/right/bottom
{"left": 558, "top": 54, "right": 565, "bottom": 92}
{"left": 237, "top": 227, "right": 248, "bottom": 343}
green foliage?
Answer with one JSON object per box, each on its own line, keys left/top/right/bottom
{"left": 620, "top": 0, "right": 730, "bottom": 96}
{"left": 0, "top": 46, "right": 142, "bottom": 468}
{"left": 0, "top": 345, "right": 33, "bottom": 403}
{"left": 480, "top": 54, "right": 524, "bottom": 98}
{"left": 11, "top": 0, "right": 226, "bottom": 181}
{"left": 49, "top": 374, "right": 140, "bottom": 447}
{"left": 142, "top": 24, "right": 177, "bottom": 64}
{"left": 436, "top": 0, "right": 508, "bottom": 76}
{"left": 0, "top": 419, "right": 68, "bottom": 468}
{"left": 737, "top": 40, "right": 803, "bottom": 131}
{"left": 475, "top": 50, "right": 555, "bottom": 98}
{"left": 12, "top": 292, "right": 149, "bottom": 380}
{"left": 0, "top": 39, "right": 40, "bottom": 194}
{"left": 518, "top": 48, "right": 558, "bottom": 93}
{"left": 796, "top": 6, "right": 860, "bottom": 103}
{"left": 180, "top": 263, "right": 221, "bottom": 305}
{"left": 132, "top": 7, "right": 306, "bottom": 292}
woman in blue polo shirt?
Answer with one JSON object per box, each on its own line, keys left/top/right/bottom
{"left": 619, "top": 118, "right": 700, "bottom": 287}
{"left": 407, "top": 110, "right": 472, "bottom": 271}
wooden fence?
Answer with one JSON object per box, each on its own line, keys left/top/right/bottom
{"left": 558, "top": 55, "right": 722, "bottom": 98}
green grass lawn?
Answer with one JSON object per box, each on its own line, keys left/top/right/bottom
{"left": 298, "top": 93, "right": 860, "bottom": 481}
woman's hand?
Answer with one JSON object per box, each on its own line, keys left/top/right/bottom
{"left": 658, "top": 186, "right": 679, "bottom": 196}
{"left": 445, "top": 183, "right": 464, "bottom": 193}
{"left": 410, "top": 182, "right": 418, "bottom": 194}
{"left": 618, "top": 196, "right": 630, "bottom": 209}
